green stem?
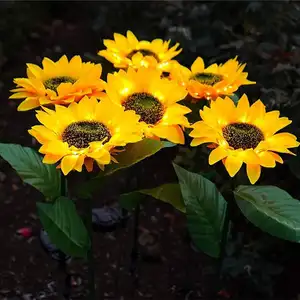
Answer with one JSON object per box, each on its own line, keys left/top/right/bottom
{"left": 218, "top": 203, "right": 230, "bottom": 277}
{"left": 59, "top": 173, "right": 70, "bottom": 299}
{"left": 130, "top": 204, "right": 140, "bottom": 295}
{"left": 85, "top": 196, "right": 96, "bottom": 300}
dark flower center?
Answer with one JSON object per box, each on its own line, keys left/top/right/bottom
{"left": 191, "top": 72, "right": 223, "bottom": 85}
{"left": 62, "top": 121, "right": 111, "bottom": 149}
{"left": 127, "top": 49, "right": 159, "bottom": 61}
{"left": 123, "top": 92, "right": 164, "bottom": 125}
{"left": 222, "top": 123, "right": 264, "bottom": 150}
{"left": 44, "top": 76, "right": 76, "bottom": 92}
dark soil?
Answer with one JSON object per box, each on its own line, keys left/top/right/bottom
{"left": 1, "top": 2, "right": 300, "bottom": 300}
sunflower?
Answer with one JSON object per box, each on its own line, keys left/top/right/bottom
{"left": 28, "top": 96, "right": 143, "bottom": 175}
{"left": 98, "top": 30, "right": 181, "bottom": 71}
{"left": 189, "top": 95, "right": 299, "bottom": 184}
{"left": 10, "top": 55, "right": 106, "bottom": 111}
{"left": 170, "top": 56, "right": 255, "bottom": 101}
{"left": 105, "top": 67, "right": 190, "bottom": 144}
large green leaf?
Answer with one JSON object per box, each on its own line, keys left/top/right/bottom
{"left": 234, "top": 185, "right": 300, "bottom": 242}
{"left": 76, "top": 139, "right": 175, "bottom": 199}
{"left": 104, "top": 139, "right": 175, "bottom": 176}
{"left": 119, "top": 191, "right": 143, "bottom": 211}
{"left": 141, "top": 183, "right": 186, "bottom": 213}
{"left": 37, "top": 197, "right": 90, "bottom": 258}
{"left": 0, "top": 143, "right": 61, "bottom": 200}
{"left": 118, "top": 184, "right": 185, "bottom": 212}
{"left": 173, "top": 163, "right": 227, "bottom": 258}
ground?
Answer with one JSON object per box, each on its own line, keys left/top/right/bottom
{"left": 1, "top": 2, "right": 300, "bottom": 300}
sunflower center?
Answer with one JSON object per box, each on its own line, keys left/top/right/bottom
{"left": 191, "top": 72, "right": 223, "bottom": 85}
{"left": 44, "top": 76, "right": 76, "bottom": 92}
{"left": 123, "top": 92, "right": 164, "bottom": 125}
{"left": 127, "top": 49, "right": 159, "bottom": 61}
{"left": 222, "top": 123, "right": 264, "bottom": 150}
{"left": 62, "top": 121, "right": 111, "bottom": 149}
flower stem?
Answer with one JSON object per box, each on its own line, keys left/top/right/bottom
{"left": 59, "top": 174, "right": 70, "bottom": 299}
{"left": 85, "top": 196, "right": 96, "bottom": 300}
{"left": 130, "top": 204, "right": 140, "bottom": 294}
{"left": 218, "top": 204, "right": 230, "bottom": 277}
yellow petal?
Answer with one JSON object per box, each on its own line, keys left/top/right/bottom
{"left": 236, "top": 94, "right": 250, "bottom": 121}
{"left": 127, "top": 30, "right": 139, "bottom": 46}
{"left": 43, "top": 154, "right": 63, "bottom": 164}
{"left": 10, "top": 92, "right": 33, "bottom": 99}
{"left": 26, "top": 63, "right": 42, "bottom": 78}
{"left": 209, "top": 147, "right": 228, "bottom": 165}
{"left": 246, "top": 164, "right": 261, "bottom": 184}
{"left": 248, "top": 100, "right": 266, "bottom": 122}
{"left": 191, "top": 57, "right": 205, "bottom": 73}
{"left": 151, "top": 125, "right": 184, "bottom": 144}
{"left": 224, "top": 155, "right": 243, "bottom": 177}
{"left": 17, "top": 97, "right": 40, "bottom": 111}
{"left": 269, "top": 152, "right": 283, "bottom": 164}
{"left": 241, "top": 149, "right": 259, "bottom": 164}
{"left": 39, "top": 140, "right": 69, "bottom": 156}
{"left": 74, "top": 155, "right": 85, "bottom": 172}
{"left": 61, "top": 155, "right": 79, "bottom": 175}
{"left": 29, "top": 125, "right": 57, "bottom": 144}
{"left": 191, "top": 137, "right": 215, "bottom": 147}
{"left": 258, "top": 151, "right": 276, "bottom": 168}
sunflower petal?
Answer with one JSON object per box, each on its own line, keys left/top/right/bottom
{"left": 61, "top": 155, "right": 79, "bottom": 175}
{"left": 209, "top": 147, "right": 228, "bottom": 165}
{"left": 151, "top": 125, "right": 184, "bottom": 144}
{"left": 17, "top": 97, "right": 40, "bottom": 111}
{"left": 246, "top": 164, "right": 261, "bottom": 184}
{"left": 224, "top": 155, "right": 243, "bottom": 177}
{"left": 191, "top": 57, "right": 205, "bottom": 73}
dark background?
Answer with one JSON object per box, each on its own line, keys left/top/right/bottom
{"left": 1, "top": 1, "right": 300, "bottom": 299}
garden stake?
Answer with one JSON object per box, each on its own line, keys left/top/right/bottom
{"left": 130, "top": 204, "right": 141, "bottom": 294}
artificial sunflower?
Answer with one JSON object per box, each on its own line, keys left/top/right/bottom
{"left": 190, "top": 95, "right": 299, "bottom": 184}
{"left": 28, "top": 96, "right": 143, "bottom": 175}
{"left": 10, "top": 55, "right": 106, "bottom": 111}
{"left": 170, "top": 56, "right": 255, "bottom": 101}
{"left": 98, "top": 30, "right": 181, "bottom": 71}
{"left": 105, "top": 67, "right": 190, "bottom": 144}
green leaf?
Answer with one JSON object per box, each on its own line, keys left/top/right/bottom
{"left": 173, "top": 163, "right": 227, "bottom": 258}
{"left": 0, "top": 143, "right": 61, "bottom": 200}
{"left": 141, "top": 183, "right": 186, "bottom": 213}
{"left": 119, "top": 191, "right": 143, "bottom": 211}
{"left": 76, "top": 139, "right": 175, "bottom": 199}
{"left": 104, "top": 139, "right": 175, "bottom": 176}
{"left": 37, "top": 197, "right": 90, "bottom": 258}
{"left": 234, "top": 185, "right": 300, "bottom": 242}
{"left": 229, "top": 93, "right": 239, "bottom": 105}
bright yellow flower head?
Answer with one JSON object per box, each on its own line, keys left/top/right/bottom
{"left": 170, "top": 56, "right": 255, "bottom": 101}
{"left": 190, "top": 95, "right": 299, "bottom": 184}
{"left": 28, "top": 96, "right": 143, "bottom": 175}
{"left": 10, "top": 55, "right": 106, "bottom": 111}
{"left": 105, "top": 67, "right": 190, "bottom": 144}
{"left": 98, "top": 30, "right": 181, "bottom": 71}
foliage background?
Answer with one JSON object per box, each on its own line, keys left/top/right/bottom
{"left": 1, "top": 1, "right": 300, "bottom": 299}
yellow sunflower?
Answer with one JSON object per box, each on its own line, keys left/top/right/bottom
{"left": 98, "top": 30, "right": 181, "bottom": 71}
{"left": 28, "top": 96, "right": 143, "bottom": 175}
{"left": 190, "top": 95, "right": 299, "bottom": 184}
{"left": 10, "top": 55, "right": 106, "bottom": 111}
{"left": 170, "top": 56, "right": 255, "bottom": 101}
{"left": 105, "top": 67, "right": 190, "bottom": 144}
